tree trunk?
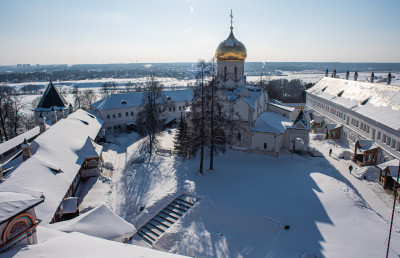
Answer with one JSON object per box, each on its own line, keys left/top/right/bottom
{"left": 209, "top": 80, "right": 214, "bottom": 171}
{"left": 199, "top": 73, "right": 204, "bottom": 174}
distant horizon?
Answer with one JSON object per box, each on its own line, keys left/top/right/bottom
{"left": 2, "top": 61, "right": 400, "bottom": 67}
{"left": 1, "top": 0, "right": 399, "bottom": 65}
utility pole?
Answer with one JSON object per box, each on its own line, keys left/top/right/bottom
{"left": 386, "top": 160, "right": 400, "bottom": 258}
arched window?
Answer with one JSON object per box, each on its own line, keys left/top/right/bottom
{"left": 235, "top": 66, "right": 238, "bottom": 81}
{"left": 264, "top": 143, "right": 267, "bottom": 150}
{"left": 224, "top": 66, "right": 227, "bottom": 81}
{"left": 238, "top": 132, "right": 241, "bottom": 141}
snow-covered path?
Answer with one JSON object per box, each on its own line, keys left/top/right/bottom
{"left": 311, "top": 135, "right": 400, "bottom": 228}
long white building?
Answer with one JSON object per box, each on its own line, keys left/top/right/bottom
{"left": 306, "top": 77, "right": 400, "bottom": 162}
{"left": 91, "top": 90, "right": 193, "bottom": 133}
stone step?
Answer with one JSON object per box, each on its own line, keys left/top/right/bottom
{"left": 168, "top": 202, "right": 188, "bottom": 212}
{"left": 135, "top": 194, "right": 199, "bottom": 246}
{"left": 171, "top": 201, "right": 191, "bottom": 210}
{"left": 136, "top": 230, "right": 154, "bottom": 245}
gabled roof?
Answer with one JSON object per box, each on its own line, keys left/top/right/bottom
{"left": 91, "top": 89, "right": 193, "bottom": 111}
{"left": 306, "top": 77, "right": 400, "bottom": 131}
{"left": 0, "top": 110, "right": 103, "bottom": 224}
{"left": 291, "top": 110, "right": 310, "bottom": 130}
{"left": 36, "top": 81, "right": 68, "bottom": 110}
{"left": 252, "top": 112, "right": 292, "bottom": 133}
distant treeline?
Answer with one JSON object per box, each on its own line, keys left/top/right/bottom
{"left": 250, "top": 78, "right": 314, "bottom": 103}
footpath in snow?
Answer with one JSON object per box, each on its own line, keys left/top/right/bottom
{"left": 310, "top": 133, "right": 400, "bottom": 228}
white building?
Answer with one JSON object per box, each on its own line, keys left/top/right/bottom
{"left": 91, "top": 90, "right": 193, "bottom": 133}
{"left": 210, "top": 14, "right": 310, "bottom": 156}
{"left": 306, "top": 76, "right": 400, "bottom": 162}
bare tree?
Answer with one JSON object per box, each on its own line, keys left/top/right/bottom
{"left": 83, "top": 89, "right": 97, "bottom": 109}
{"left": 135, "top": 75, "right": 166, "bottom": 155}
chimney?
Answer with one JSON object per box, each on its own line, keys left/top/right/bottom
{"left": 387, "top": 70, "right": 392, "bottom": 85}
{"left": 325, "top": 68, "right": 328, "bottom": 77}
{"left": 345, "top": 69, "right": 349, "bottom": 80}
{"left": 331, "top": 68, "right": 336, "bottom": 78}
{"left": 51, "top": 106, "right": 57, "bottom": 124}
{"left": 22, "top": 138, "right": 32, "bottom": 161}
{"left": 354, "top": 70, "right": 358, "bottom": 81}
{"left": 38, "top": 112, "right": 46, "bottom": 134}
{"left": 68, "top": 103, "right": 74, "bottom": 114}
{"left": 370, "top": 69, "right": 374, "bottom": 83}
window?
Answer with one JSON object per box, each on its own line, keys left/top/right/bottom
{"left": 118, "top": 125, "right": 121, "bottom": 129}
{"left": 235, "top": 66, "right": 238, "bottom": 81}
{"left": 118, "top": 113, "right": 121, "bottom": 118}
{"left": 179, "top": 106, "right": 181, "bottom": 110}
{"left": 107, "top": 114, "right": 110, "bottom": 119}
{"left": 169, "top": 107, "right": 171, "bottom": 112}
{"left": 126, "top": 112, "right": 129, "bottom": 117}
{"left": 113, "top": 126, "right": 116, "bottom": 129}
{"left": 383, "top": 134, "right": 387, "bottom": 142}
{"left": 121, "top": 100, "right": 127, "bottom": 105}
{"left": 264, "top": 143, "right": 267, "bottom": 150}
{"left": 377, "top": 131, "right": 381, "bottom": 140}
{"left": 337, "top": 90, "right": 344, "bottom": 97}
{"left": 224, "top": 66, "right": 227, "bottom": 81}
{"left": 173, "top": 106, "right": 176, "bottom": 111}
{"left": 113, "top": 114, "right": 116, "bottom": 118}
{"left": 391, "top": 140, "right": 396, "bottom": 148}
{"left": 131, "top": 111, "right": 134, "bottom": 116}
{"left": 107, "top": 127, "right": 111, "bottom": 130}
{"left": 238, "top": 133, "right": 241, "bottom": 141}
{"left": 387, "top": 137, "right": 391, "bottom": 146}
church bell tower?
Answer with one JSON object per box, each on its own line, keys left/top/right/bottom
{"left": 215, "top": 10, "right": 247, "bottom": 89}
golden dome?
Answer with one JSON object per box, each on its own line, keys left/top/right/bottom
{"left": 215, "top": 29, "right": 247, "bottom": 61}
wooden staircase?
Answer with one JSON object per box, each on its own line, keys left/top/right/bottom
{"left": 136, "top": 194, "right": 198, "bottom": 245}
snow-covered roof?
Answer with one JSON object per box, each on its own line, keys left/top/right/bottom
{"left": 0, "top": 109, "right": 103, "bottom": 224}
{"left": 311, "top": 116, "right": 324, "bottom": 123}
{"left": 76, "top": 137, "right": 103, "bottom": 159}
{"left": 0, "top": 126, "right": 40, "bottom": 157}
{"left": 0, "top": 191, "right": 44, "bottom": 224}
{"left": 326, "top": 124, "right": 342, "bottom": 131}
{"left": 378, "top": 159, "right": 399, "bottom": 179}
{"left": 269, "top": 102, "right": 296, "bottom": 112}
{"left": 357, "top": 140, "right": 379, "bottom": 151}
{"left": 49, "top": 204, "right": 136, "bottom": 242}
{"left": 2, "top": 226, "right": 187, "bottom": 258}
{"left": 252, "top": 112, "right": 292, "bottom": 133}
{"left": 91, "top": 89, "right": 193, "bottom": 111}
{"left": 306, "top": 77, "right": 400, "bottom": 131}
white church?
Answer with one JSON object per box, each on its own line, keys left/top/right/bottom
{"left": 210, "top": 13, "right": 310, "bottom": 156}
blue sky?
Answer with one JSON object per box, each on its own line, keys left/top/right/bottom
{"left": 0, "top": 0, "right": 399, "bottom": 65}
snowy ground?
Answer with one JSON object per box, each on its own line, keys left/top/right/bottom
{"left": 78, "top": 129, "right": 400, "bottom": 258}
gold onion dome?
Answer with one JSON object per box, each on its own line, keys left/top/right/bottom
{"left": 215, "top": 29, "right": 247, "bottom": 61}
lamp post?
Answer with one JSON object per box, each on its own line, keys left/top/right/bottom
{"left": 386, "top": 160, "right": 400, "bottom": 258}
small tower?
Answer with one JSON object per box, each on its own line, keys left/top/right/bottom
{"left": 22, "top": 138, "right": 32, "bottom": 161}
{"left": 68, "top": 103, "right": 74, "bottom": 114}
{"left": 325, "top": 68, "right": 329, "bottom": 77}
{"left": 370, "top": 69, "right": 374, "bottom": 83}
{"left": 345, "top": 69, "right": 349, "bottom": 80}
{"left": 38, "top": 112, "right": 46, "bottom": 134}
{"left": 332, "top": 68, "right": 337, "bottom": 78}
{"left": 387, "top": 70, "right": 392, "bottom": 85}
{"left": 51, "top": 106, "right": 57, "bottom": 125}
{"left": 354, "top": 70, "right": 358, "bottom": 81}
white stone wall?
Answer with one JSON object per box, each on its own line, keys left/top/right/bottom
{"left": 217, "top": 60, "right": 245, "bottom": 83}
{"left": 307, "top": 94, "right": 400, "bottom": 160}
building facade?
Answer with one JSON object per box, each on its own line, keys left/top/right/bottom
{"left": 306, "top": 77, "right": 400, "bottom": 162}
